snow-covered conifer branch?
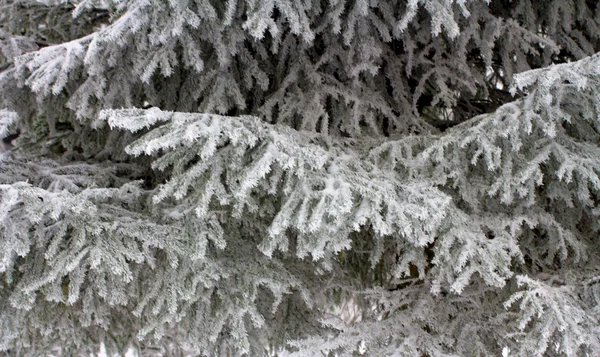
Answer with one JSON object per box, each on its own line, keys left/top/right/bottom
{"left": 504, "top": 275, "right": 600, "bottom": 357}
{"left": 0, "top": 154, "right": 319, "bottom": 356}
{"left": 3, "top": 0, "right": 600, "bottom": 356}
{"left": 101, "top": 108, "right": 452, "bottom": 261}
{"left": 0, "top": 109, "right": 19, "bottom": 140}
{"left": 101, "top": 102, "right": 586, "bottom": 302}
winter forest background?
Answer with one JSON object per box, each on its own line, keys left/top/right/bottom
{"left": 1, "top": 0, "right": 600, "bottom": 356}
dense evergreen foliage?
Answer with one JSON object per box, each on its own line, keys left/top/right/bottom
{"left": 1, "top": 0, "right": 600, "bottom": 356}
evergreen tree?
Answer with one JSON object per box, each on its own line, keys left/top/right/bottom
{"left": 1, "top": 0, "right": 600, "bottom": 356}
